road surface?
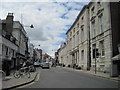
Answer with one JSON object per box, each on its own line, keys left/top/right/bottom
{"left": 22, "top": 67, "right": 118, "bottom": 88}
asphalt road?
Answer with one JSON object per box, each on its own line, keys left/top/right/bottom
{"left": 23, "top": 67, "right": 118, "bottom": 88}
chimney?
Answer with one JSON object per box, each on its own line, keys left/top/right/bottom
{"left": 6, "top": 13, "right": 14, "bottom": 36}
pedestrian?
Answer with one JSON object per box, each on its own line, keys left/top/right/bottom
{"left": 26, "top": 58, "right": 32, "bottom": 67}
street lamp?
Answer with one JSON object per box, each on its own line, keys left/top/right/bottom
{"left": 24, "top": 24, "right": 34, "bottom": 28}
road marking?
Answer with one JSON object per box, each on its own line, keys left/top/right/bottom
{"left": 14, "top": 72, "right": 40, "bottom": 89}
{"left": 35, "top": 72, "right": 40, "bottom": 82}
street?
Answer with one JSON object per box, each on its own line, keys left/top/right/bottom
{"left": 22, "top": 67, "right": 118, "bottom": 88}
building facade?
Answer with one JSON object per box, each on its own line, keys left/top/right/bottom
{"left": 58, "top": 43, "right": 67, "bottom": 65}
{"left": 1, "top": 13, "right": 18, "bottom": 71}
{"left": 0, "top": 13, "right": 32, "bottom": 72}
{"left": 28, "top": 43, "right": 34, "bottom": 60}
{"left": 0, "top": 19, "right": 2, "bottom": 70}
{"left": 89, "top": 2, "right": 120, "bottom": 74}
{"left": 65, "top": 5, "right": 90, "bottom": 70}
{"left": 13, "top": 21, "right": 28, "bottom": 67}
{"left": 89, "top": 2, "right": 112, "bottom": 73}
{"left": 33, "top": 48, "right": 42, "bottom": 62}
{"left": 58, "top": 1, "right": 120, "bottom": 76}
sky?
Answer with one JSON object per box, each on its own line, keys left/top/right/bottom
{"left": 0, "top": 0, "right": 90, "bottom": 57}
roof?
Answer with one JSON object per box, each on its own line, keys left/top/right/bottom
{"left": 66, "top": 5, "right": 88, "bottom": 34}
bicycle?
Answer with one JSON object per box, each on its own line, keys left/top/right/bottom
{"left": 13, "top": 67, "right": 30, "bottom": 78}
{"left": 29, "top": 65, "right": 36, "bottom": 72}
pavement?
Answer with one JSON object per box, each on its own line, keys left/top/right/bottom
{"left": 60, "top": 66, "right": 120, "bottom": 82}
{"left": 1, "top": 71, "right": 38, "bottom": 90}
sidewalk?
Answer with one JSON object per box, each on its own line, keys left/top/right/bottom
{"left": 2, "top": 71, "right": 38, "bottom": 90}
{"left": 60, "top": 66, "right": 120, "bottom": 82}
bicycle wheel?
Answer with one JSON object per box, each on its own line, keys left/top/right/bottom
{"left": 26, "top": 72, "right": 30, "bottom": 78}
{"left": 13, "top": 71, "right": 21, "bottom": 78}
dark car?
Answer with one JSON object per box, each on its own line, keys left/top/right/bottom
{"left": 34, "top": 61, "right": 41, "bottom": 67}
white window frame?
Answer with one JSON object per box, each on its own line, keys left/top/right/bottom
{"left": 98, "top": 14, "right": 103, "bottom": 34}
{"left": 99, "top": 40, "right": 105, "bottom": 56}
{"left": 81, "top": 26, "right": 84, "bottom": 42}
{"left": 81, "top": 50, "right": 84, "bottom": 61}
{"left": 91, "top": 20, "right": 96, "bottom": 38}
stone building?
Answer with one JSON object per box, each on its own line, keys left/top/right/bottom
{"left": 54, "top": 50, "right": 59, "bottom": 65}
{"left": 0, "top": 19, "right": 2, "bottom": 70}
{"left": 33, "top": 48, "right": 42, "bottom": 62}
{"left": 65, "top": 5, "right": 90, "bottom": 70}
{"left": 13, "top": 21, "right": 28, "bottom": 67}
{"left": 28, "top": 43, "right": 34, "bottom": 60}
{"left": 0, "top": 13, "right": 18, "bottom": 72}
{"left": 0, "top": 13, "right": 30, "bottom": 71}
{"left": 58, "top": 42, "right": 67, "bottom": 65}
{"left": 89, "top": 1, "right": 120, "bottom": 74}
{"left": 58, "top": 1, "right": 120, "bottom": 76}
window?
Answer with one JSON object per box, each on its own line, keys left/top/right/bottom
{"left": 81, "top": 16, "right": 84, "bottom": 21}
{"left": 92, "top": 44, "right": 96, "bottom": 50}
{"left": 73, "top": 35, "right": 75, "bottom": 47}
{"left": 91, "top": 6, "right": 95, "bottom": 16}
{"left": 70, "top": 38, "right": 72, "bottom": 48}
{"left": 99, "top": 40, "right": 105, "bottom": 56}
{"left": 73, "top": 28, "right": 75, "bottom": 33}
{"left": 12, "top": 49, "right": 15, "bottom": 57}
{"left": 92, "top": 44, "right": 96, "bottom": 59}
{"left": 67, "top": 34, "right": 69, "bottom": 38}
{"left": 81, "top": 26, "right": 84, "bottom": 42}
{"left": 77, "top": 23, "right": 79, "bottom": 28}
{"left": 91, "top": 20, "right": 96, "bottom": 38}
{"left": 81, "top": 50, "right": 84, "bottom": 61}
{"left": 76, "top": 31, "right": 79, "bottom": 45}
{"left": 98, "top": 14, "right": 103, "bottom": 33}
{"left": 6, "top": 47, "right": 8, "bottom": 56}
{"left": 70, "top": 32, "right": 72, "bottom": 36}
{"left": 97, "top": 1, "right": 102, "bottom": 9}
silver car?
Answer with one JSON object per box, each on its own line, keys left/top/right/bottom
{"left": 42, "top": 62, "right": 50, "bottom": 69}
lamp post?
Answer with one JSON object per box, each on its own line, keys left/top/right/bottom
{"left": 24, "top": 24, "right": 34, "bottom": 28}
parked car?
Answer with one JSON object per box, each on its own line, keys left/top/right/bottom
{"left": 42, "top": 62, "right": 50, "bottom": 69}
{"left": 34, "top": 61, "right": 41, "bottom": 67}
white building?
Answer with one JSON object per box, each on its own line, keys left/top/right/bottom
{"left": 34, "top": 48, "right": 42, "bottom": 62}
{"left": 13, "top": 21, "right": 27, "bottom": 66}
{"left": 89, "top": 1, "right": 120, "bottom": 74}
{"left": 65, "top": 5, "right": 90, "bottom": 70}
{"left": 28, "top": 43, "right": 34, "bottom": 59}
{"left": 0, "top": 19, "right": 2, "bottom": 70}
{"left": 58, "top": 43, "right": 67, "bottom": 65}
{"left": 58, "top": 1, "right": 120, "bottom": 76}
{"left": 1, "top": 13, "right": 18, "bottom": 69}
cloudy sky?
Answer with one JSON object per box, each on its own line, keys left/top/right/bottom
{"left": 0, "top": 0, "right": 90, "bottom": 57}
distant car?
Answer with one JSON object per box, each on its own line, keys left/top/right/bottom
{"left": 34, "top": 61, "right": 41, "bottom": 67}
{"left": 42, "top": 62, "right": 50, "bottom": 69}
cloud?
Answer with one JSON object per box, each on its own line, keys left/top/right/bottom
{"left": 0, "top": 2, "right": 87, "bottom": 57}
